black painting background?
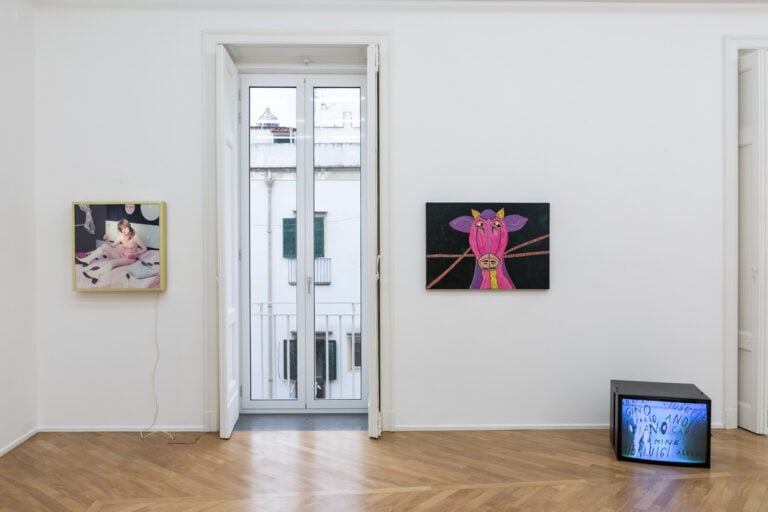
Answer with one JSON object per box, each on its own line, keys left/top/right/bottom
{"left": 426, "top": 202, "right": 550, "bottom": 290}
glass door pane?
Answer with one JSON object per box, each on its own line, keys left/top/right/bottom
{"left": 243, "top": 77, "right": 367, "bottom": 412}
{"left": 312, "top": 87, "right": 363, "bottom": 402}
{"left": 248, "top": 86, "right": 300, "bottom": 401}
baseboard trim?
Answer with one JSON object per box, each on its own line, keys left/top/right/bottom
{"left": 0, "top": 427, "right": 39, "bottom": 457}
{"left": 3, "top": 422, "right": 728, "bottom": 448}
{"left": 391, "top": 422, "right": 727, "bottom": 432}
{"left": 36, "top": 425, "right": 205, "bottom": 433}
{"left": 392, "top": 423, "right": 608, "bottom": 431}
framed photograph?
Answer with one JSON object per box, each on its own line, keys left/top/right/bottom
{"left": 426, "top": 202, "right": 549, "bottom": 290}
{"left": 73, "top": 202, "right": 166, "bottom": 292}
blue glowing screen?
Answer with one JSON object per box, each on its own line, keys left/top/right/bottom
{"left": 620, "top": 398, "right": 709, "bottom": 464}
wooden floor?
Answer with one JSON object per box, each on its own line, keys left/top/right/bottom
{"left": 1, "top": 428, "right": 768, "bottom": 511}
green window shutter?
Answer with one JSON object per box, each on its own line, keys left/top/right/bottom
{"left": 282, "top": 216, "right": 323, "bottom": 258}
{"left": 314, "top": 339, "right": 336, "bottom": 381}
{"left": 282, "top": 218, "right": 296, "bottom": 259}
{"left": 283, "top": 338, "right": 297, "bottom": 380}
{"left": 314, "top": 216, "right": 324, "bottom": 258}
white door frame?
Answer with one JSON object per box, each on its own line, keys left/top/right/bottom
{"left": 203, "top": 33, "right": 390, "bottom": 437}
{"left": 724, "top": 36, "right": 768, "bottom": 431}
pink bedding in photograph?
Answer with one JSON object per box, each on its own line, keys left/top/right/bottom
{"left": 74, "top": 249, "right": 161, "bottom": 290}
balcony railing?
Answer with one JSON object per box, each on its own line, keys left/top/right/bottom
{"left": 249, "top": 302, "right": 361, "bottom": 401}
{"left": 287, "top": 258, "right": 332, "bottom": 285}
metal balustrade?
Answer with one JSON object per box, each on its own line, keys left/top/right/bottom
{"left": 287, "top": 258, "right": 332, "bottom": 285}
{"left": 249, "top": 302, "right": 361, "bottom": 401}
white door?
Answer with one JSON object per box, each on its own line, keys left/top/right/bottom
{"left": 365, "top": 43, "right": 381, "bottom": 438}
{"left": 241, "top": 74, "right": 371, "bottom": 413}
{"left": 216, "top": 45, "right": 241, "bottom": 439}
{"left": 738, "top": 49, "right": 767, "bottom": 435}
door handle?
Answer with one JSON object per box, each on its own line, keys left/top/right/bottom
{"left": 306, "top": 276, "right": 313, "bottom": 295}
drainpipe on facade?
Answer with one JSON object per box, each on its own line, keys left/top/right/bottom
{"left": 266, "top": 170, "right": 274, "bottom": 399}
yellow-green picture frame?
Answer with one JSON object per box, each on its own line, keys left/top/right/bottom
{"left": 73, "top": 201, "right": 167, "bottom": 292}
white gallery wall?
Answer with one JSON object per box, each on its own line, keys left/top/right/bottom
{"left": 35, "top": 6, "right": 207, "bottom": 430}
{"left": 0, "top": 0, "right": 37, "bottom": 453}
{"left": 31, "top": 2, "right": 768, "bottom": 431}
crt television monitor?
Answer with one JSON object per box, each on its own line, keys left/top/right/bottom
{"left": 611, "top": 380, "right": 711, "bottom": 468}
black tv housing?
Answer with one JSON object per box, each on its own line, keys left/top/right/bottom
{"left": 610, "top": 380, "right": 711, "bottom": 468}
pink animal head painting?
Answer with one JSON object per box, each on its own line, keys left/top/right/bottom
{"left": 449, "top": 208, "right": 527, "bottom": 289}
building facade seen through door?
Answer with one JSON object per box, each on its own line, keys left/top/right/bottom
{"left": 241, "top": 74, "right": 368, "bottom": 412}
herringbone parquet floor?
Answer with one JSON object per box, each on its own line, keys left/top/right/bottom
{"left": 1, "top": 428, "right": 767, "bottom": 511}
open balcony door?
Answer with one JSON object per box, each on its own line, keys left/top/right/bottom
{"left": 217, "top": 44, "right": 241, "bottom": 439}
{"left": 365, "top": 43, "right": 381, "bottom": 439}
{"left": 738, "top": 49, "right": 767, "bottom": 435}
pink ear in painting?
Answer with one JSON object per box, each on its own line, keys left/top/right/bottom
{"left": 504, "top": 214, "right": 527, "bottom": 232}
{"left": 449, "top": 216, "right": 475, "bottom": 233}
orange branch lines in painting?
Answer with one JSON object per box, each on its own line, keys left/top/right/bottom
{"left": 427, "top": 234, "right": 550, "bottom": 289}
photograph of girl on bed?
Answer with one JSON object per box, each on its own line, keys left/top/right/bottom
{"left": 76, "top": 219, "right": 147, "bottom": 284}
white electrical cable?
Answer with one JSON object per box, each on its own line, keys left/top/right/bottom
{"left": 140, "top": 293, "right": 174, "bottom": 441}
